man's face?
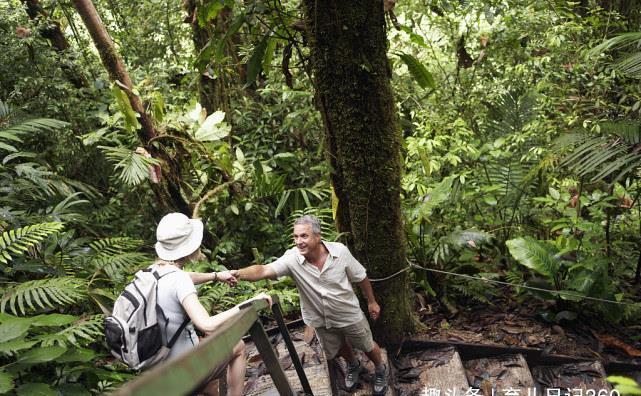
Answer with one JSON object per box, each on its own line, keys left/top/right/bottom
{"left": 293, "top": 224, "right": 321, "bottom": 256}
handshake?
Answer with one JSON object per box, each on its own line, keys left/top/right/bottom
{"left": 213, "top": 269, "right": 241, "bottom": 286}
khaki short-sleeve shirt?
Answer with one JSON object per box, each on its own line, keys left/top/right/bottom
{"left": 267, "top": 241, "right": 367, "bottom": 328}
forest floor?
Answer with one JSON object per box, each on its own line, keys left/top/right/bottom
{"left": 413, "top": 286, "right": 641, "bottom": 365}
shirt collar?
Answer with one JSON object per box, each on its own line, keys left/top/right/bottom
{"left": 296, "top": 240, "right": 339, "bottom": 264}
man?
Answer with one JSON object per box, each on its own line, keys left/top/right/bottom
{"left": 233, "top": 215, "right": 388, "bottom": 394}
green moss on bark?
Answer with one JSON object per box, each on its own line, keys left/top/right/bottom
{"left": 303, "top": 0, "right": 414, "bottom": 344}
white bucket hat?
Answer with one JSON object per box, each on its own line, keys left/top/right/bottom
{"left": 155, "top": 213, "right": 204, "bottom": 261}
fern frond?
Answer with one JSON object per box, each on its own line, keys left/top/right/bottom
{"left": 35, "top": 315, "right": 103, "bottom": 347}
{"left": 99, "top": 146, "right": 161, "bottom": 186}
{"left": 1, "top": 277, "right": 87, "bottom": 315}
{"left": 0, "top": 222, "right": 64, "bottom": 265}
{"left": 89, "top": 237, "right": 143, "bottom": 255}
{"left": 91, "top": 252, "right": 149, "bottom": 279}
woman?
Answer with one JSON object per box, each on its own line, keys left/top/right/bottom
{"left": 153, "top": 212, "right": 270, "bottom": 396}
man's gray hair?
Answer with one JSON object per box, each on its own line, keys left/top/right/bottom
{"left": 294, "top": 215, "right": 321, "bottom": 235}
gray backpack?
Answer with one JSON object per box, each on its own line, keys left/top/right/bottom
{"left": 104, "top": 268, "right": 190, "bottom": 370}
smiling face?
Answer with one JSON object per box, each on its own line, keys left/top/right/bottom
{"left": 293, "top": 223, "right": 321, "bottom": 257}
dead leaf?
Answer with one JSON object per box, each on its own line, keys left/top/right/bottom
{"left": 594, "top": 333, "right": 641, "bottom": 357}
{"left": 480, "top": 379, "right": 494, "bottom": 396}
{"left": 384, "top": 0, "right": 396, "bottom": 12}
{"left": 15, "top": 26, "right": 31, "bottom": 38}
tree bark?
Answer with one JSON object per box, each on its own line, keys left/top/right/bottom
{"left": 71, "top": 0, "right": 190, "bottom": 215}
{"left": 302, "top": 0, "right": 413, "bottom": 344}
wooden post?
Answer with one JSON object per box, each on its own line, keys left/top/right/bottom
{"left": 272, "top": 297, "right": 314, "bottom": 395}
{"left": 248, "top": 321, "right": 295, "bottom": 396}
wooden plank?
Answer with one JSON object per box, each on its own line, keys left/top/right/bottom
{"left": 464, "top": 353, "right": 535, "bottom": 395}
{"left": 249, "top": 321, "right": 295, "bottom": 396}
{"left": 112, "top": 299, "right": 269, "bottom": 396}
{"left": 271, "top": 298, "right": 313, "bottom": 395}
{"left": 412, "top": 346, "right": 470, "bottom": 395}
{"left": 532, "top": 361, "right": 612, "bottom": 393}
{"left": 403, "top": 337, "right": 595, "bottom": 366}
{"left": 244, "top": 330, "right": 332, "bottom": 396}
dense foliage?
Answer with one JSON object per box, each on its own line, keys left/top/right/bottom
{"left": 1, "top": 0, "right": 641, "bottom": 393}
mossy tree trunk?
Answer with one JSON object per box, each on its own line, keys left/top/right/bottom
{"left": 183, "top": 1, "right": 233, "bottom": 116}
{"left": 302, "top": 0, "right": 413, "bottom": 344}
{"left": 21, "top": 0, "right": 88, "bottom": 88}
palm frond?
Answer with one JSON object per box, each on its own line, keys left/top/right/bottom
{"left": 613, "top": 51, "right": 641, "bottom": 78}
{"left": 588, "top": 32, "right": 641, "bottom": 57}
{"left": 0, "top": 222, "right": 65, "bottom": 265}
{"left": 506, "top": 237, "right": 560, "bottom": 278}
{"left": 483, "top": 91, "right": 536, "bottom": 137}
{"left": 557, "top": 122, "right": 641, "bottom": 183}
{"left": 0, "top": 100, "right": 11, "bottom": 119}
{"left": 1, "top": 119, "right": 69, "bottom": 137}
{"left": 99, "top": 146, "right": 161, "bottom": 186}
{"left": 35, "top": 315, "right": 103, "bottom": 347}
{"left": 1, "top": 277, "right": 87, "bottom": 315}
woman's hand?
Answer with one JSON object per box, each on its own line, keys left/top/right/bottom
{"left": 249, "top": 292, "right": 272, "bottom": 307}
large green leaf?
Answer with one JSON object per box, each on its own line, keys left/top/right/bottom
{"left": 506, "top": 237, "right": 560, "bottom": 278}
{"left": 215, "top": 13, "right": 245, "bottom": 61}
{"left": 245, "top": 35, "right": 269, "bottom": 87}
{"left": 57, "top": 348, "right": 96, "bottom": 363}
{"left": 15, "top": 383, "right": 57, "bottom": 396}
{"left": 0, "top": 339, "right": 38, "bottom": 354}
{"left": 0, "top": 317, "right": 31, "bottom": 343}
{"left": 397, "top": 53, "right": 435, "bottom": 89}
{"left": 111, "top": 84, "right": 141, "bottom": 132}
{"left": 31, "top": 313, "right": 78, "bottom": 327}
{"left": 0, "top": 371, "right": 14, "bottom": 393}
{"left": 194, "top": 111, "right": 231, "bottom": 142}
{"left": 18, "top": 345, "right": 67, "bottom": 364}
{"left": 55, "top": 384, "right": 91, "bottom": 396}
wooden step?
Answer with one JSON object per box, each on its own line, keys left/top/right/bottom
{"left": 532, "top": 361, "right": 611, "bottom": 394}
{"left": 464, "top": 354, "right": 536, "bottom": 395}
{"left": 244, "top": 330, "right": 332, "bottom": 396}
{"left": 395, "top": 345, "right": 469, "bottom": 395}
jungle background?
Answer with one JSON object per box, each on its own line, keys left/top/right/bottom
{"left": 2, "top": 0, "right": 641, "bottom": 393}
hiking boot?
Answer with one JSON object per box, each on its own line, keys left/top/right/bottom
{"left": 373, "top": 364, "right": 388, "bottom": 395}
{"left": 345, "top": 361, "right": 366, "bottom": 390}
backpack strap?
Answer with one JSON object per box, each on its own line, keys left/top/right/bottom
{"left": 152, "top": 267, "right": 192, "bottom": 348}
{"left": 167, "top": 318, "right": 191, "bottom": 348}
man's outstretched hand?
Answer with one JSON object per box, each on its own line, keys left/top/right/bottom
{"left": 368, "top": 301, "right": 381, "bottom": 321}
{"left": 216, "top": 270, "right": 238, "bottom": 286}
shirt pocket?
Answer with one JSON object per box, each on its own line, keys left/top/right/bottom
{"left": 322, "top": 263, "right": 346, "bottom": 285}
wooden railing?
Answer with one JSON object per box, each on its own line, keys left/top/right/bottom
{"left": 112, "top": 296, "right": 313, "bottom": 396}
